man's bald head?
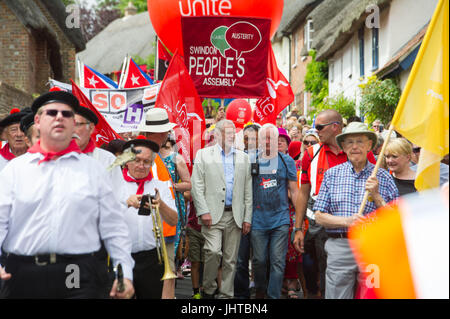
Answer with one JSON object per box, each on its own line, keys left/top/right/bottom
{"left": 317, "top": 109, "right": 343, "bottom": 124}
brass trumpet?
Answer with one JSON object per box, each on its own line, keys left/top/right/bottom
{"left": 150, "top": 195, "right": 177, "bottom": 281}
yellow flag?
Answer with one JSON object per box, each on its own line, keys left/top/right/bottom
{"left": 391, "top": 0, "right": 449, "bottom": 191}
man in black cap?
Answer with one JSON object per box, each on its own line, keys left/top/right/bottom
{"left": 0, "top": 108, "right": 30, "bottom": 171}
{"left": 20, "top": 111, "right": 39, "bottom": 148}
{"left": 121, "top": 137, "right": 178, "bottom": 298}
{"left": 0, "top": 91, "right": 135, "bottom": 299}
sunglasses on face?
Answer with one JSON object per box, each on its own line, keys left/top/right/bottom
{"left": 412, "top": 147, "right": 421, "bottom": 153}
{"left": 303, "top": 140, "right": 318, "bottom": 146}
{"left": 315, "top": 121, "right": 339, "bottom": 131}
{"left": 44, "top": 109, "right": 74, "bottom": 118}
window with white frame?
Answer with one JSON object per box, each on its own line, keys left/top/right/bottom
{"left": 304, "top": 19, "right": 314, "bottom": 52}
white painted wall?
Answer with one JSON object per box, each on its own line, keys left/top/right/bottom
{"left": 272, "top": 36, "right": 291, "bottom": 81}
{"left": 328, "top": 0, "right": 438, "bottom": 112}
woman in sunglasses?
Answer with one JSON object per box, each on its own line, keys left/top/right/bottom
{"left": 299, "top": 129, "right": 320, "bottom": 166}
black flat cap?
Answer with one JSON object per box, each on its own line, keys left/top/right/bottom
{"left": 31, "top": 91, "right": 80, "bottom": 113}
{"left": 76, "top": 104, "right": 99, "bottom": 125}
{"left": 0, "top": 108, "right": 32, "bottom": 129}
{"left": 20, "top": 112, "right": 35, "bottom": 133}
{"left": 123, "top": 138, "right": 160, "bottom": 153}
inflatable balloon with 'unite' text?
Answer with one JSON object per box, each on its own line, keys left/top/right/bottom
{"left": 147, "top": 0, "right": 283, "bottom": 55}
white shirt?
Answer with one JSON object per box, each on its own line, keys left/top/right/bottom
{"left": 0, "top": 155, "right": 8, "bottom": 172}
{"left": 89, "top": 147, "right": 128, "bottom": 205}
{"left": 0, "top": 151, "right": 135, "bottom": 280}
{"left": 122, "top": 174, "right": 176, "bottom": 254}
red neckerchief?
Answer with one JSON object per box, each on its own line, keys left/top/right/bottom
{"left": 82, "top": 138, "right": 96, "bottom": 154}
{"left": 28, "top": 139, "right": 82, "bottom": 165}
{"left": 0, "top": 143, "right": 15, "bottom": 161}
{"left": 122, "top": 167, "right": 153, "bottom": 195}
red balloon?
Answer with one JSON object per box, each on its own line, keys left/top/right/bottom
{"left": 147, "top": 0, "right": 283, "bottom": 55}
{"left": 225, "top": 99, "right": 252, "bottom": 128}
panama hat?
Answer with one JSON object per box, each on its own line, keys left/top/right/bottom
{"left": 336, "top": 122, "right": 378, "bottom": 151}
{"left": 138, "top": 108, "right": 176, "bottom": 133}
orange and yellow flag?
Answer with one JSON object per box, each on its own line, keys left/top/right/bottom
{"left": 391, "top": 0, "right": 449, "bottom": 191}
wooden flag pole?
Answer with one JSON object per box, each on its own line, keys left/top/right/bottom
{"left": 356, "top": 124, "right": 395, "bottom": 216}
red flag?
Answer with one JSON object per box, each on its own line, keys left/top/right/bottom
{"left": 154, "top": 52, "right": 205, "bottom": 171}
{"left": 71, "top": 80, "right": 122, "bottom": 147}
{"left": 253, "top": 45, "right": 294, "bottom": 125}
{"left": 121, "top": 57, "right": 154, "bottom": 88}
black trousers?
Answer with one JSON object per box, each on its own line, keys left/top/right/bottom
{"left": 132, "top": 249, "right": 164, "bottom": 299}
{"left": 0, "top": 254, "right": 110, "bottom": 299}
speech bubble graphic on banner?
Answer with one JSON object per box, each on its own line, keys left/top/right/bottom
{"left": 211, "top": 26, "right": 230, "bottom": 58}
{"left": 225, "top": 21, "right": 262, "bottom": 59}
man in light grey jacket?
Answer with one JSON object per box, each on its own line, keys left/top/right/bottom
{"left": 191, "top": 119, "right": 252, "bottom": 299}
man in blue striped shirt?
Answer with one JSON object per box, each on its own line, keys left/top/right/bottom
{"left": 313, "top": 122, "right": 398, "bottom": 299}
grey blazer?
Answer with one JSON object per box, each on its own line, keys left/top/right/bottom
{"left": 191, "top": 144, "right": 253, "bottom": 227}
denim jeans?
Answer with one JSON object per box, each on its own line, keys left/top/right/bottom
{"left": 251, "top": 224, "right": 289, "bottom": 299}
{"left": 234, "top": 233, "right": 251, "bottom": 299}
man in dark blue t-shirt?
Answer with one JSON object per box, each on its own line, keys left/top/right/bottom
{"left": 251, "top": 124, "right": 299, "bottom": 299}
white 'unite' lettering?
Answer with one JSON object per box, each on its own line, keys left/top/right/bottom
{"left": 179, "top": 0, "right": 232, "bottom": 16}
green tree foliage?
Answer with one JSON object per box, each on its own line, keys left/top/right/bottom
{"left": 359, "top": 75, "right": 401, "bottom": 125}
{"left": 320, "top": 94, "right": 356, "bottom": 120}
{"left": 132, "top": 53, "right": 155, "bottom": 70}
{"left": 304, "top": 50, "right": 329, "bottom": 110}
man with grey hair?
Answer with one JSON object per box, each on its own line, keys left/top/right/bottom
{"left": 191, "top": 119, "right": 252, "bottom": 299}
{"left": 251, "top": 123, "right": 299, "bottom": 299}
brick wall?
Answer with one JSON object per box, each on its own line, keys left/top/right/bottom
{"left": 0, "top": 2, "right": 34, "bottom": 94}
{"left": 35, "top": 0, "right": 77, "bottom": 85}
{"left": 0, "top": 81, "right": 34, "bottom": 116}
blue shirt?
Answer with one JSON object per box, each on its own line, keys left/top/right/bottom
{"left": 313, "top": 160, "right": 399, "bottom": 233}
{"left": 218, "top": 145, "right": 235, "bottom": 206}
{"left": 252, "top": 152, "right": 297, "bottom": 230}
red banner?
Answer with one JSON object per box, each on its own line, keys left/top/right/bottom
{"left": 155, "top": 52, "right": 206, "bottom": 171}
{"left": 182, "top": 16, "right": 270, "bottom": 98}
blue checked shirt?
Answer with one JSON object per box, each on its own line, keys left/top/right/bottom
{"left": 313, "top": 161, "right": 399, "bottom": 233}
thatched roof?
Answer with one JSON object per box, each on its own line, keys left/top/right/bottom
{"left": 3, "top": 0, "right": 86, "bottom": 80}
{"left": 310, "top": 0, "right": 392, "bottom": 61}
{"left": 76, "top": 12, "right": 156, "bottom": 74}
{"left": 276, "top": 0, "right": 321, "bottom": 37}
{"left": 40, "top": 0, "right": 86, "bottom": 52}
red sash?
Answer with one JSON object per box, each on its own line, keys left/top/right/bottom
{"left": 82, "top": 138, "right": 96, "bottom": 154}
{"left": 0, "top": 143, "right": 15, "bottom": 161}
{"left": 28, "top": 139, "right": 82, "bottom": 165}
{"left": 122, "top": 167, "right": 153, "bottom": 195}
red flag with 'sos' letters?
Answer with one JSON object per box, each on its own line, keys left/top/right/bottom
{"left": 154, "top": 52, "right": 205, "bottom": 171}
{"left": 253, "top": 45, "right": 294, "bottom": 125}
{"left": 71, "top": 80, "right": 122, "bottom": 147}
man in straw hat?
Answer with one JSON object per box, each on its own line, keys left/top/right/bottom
{"left": 137, "top": 107, "right": 179, "bottom": 299}
{"left": 312, "top": 121, "right": 399, "bottom": 299}
{"left": 0, "top": 91, "right": 135, "bottom": 299}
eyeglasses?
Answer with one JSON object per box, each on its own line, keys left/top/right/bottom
{"left": 342, "top": 139, "right": 369, "bottom": 148}
{"left": 303, "top": 140, "right": 318, "bottom": 146}
{"left": 315, "top": 122, "right": 340, "bottom": 131}
{"left": 131, "top": 159, "right": 153, "bottom": 167}
{"left": 75, "top": 122, "right": 91, "bottom": 127}
{"left": 412, "top": 147, "right": 421, "bottom": 153}
{"left": 44, "top": 109, "right": 74, "bottom": 118}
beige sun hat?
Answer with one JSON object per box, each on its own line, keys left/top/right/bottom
{"left": 335, "top": 122, "right": 378, "bottom": 151}
{"left": 138, "top": 108, "right": 176, "bottom": 133}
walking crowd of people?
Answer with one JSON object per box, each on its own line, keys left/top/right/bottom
{"left": 0, "top": 91, "right": 448, "bottom": 299}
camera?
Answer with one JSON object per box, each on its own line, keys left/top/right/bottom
{"left": 138, "top": 194, "right": 153, "bottom": 216}
{"left": 378, "top": 124, "right": 384, "bottom": 132}
{"left": 251, "top": 162, "right": 259, "bottom": 176}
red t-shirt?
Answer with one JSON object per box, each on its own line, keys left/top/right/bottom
{"left": 300, "top": 144, "right": 376, "bottom": 185}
